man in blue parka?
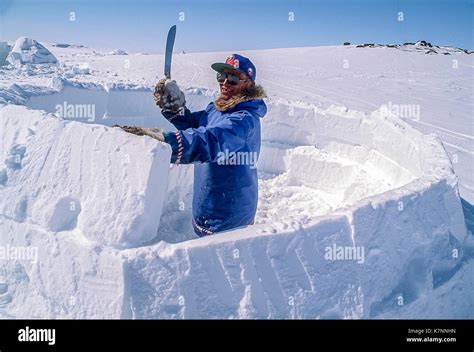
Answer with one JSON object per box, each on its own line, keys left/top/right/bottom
{"left": 116, "top": 54, "right": 267, "bottom": 237}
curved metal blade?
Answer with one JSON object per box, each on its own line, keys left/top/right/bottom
{"left": 164, "top": 25, "right": 176, "bottom": 79}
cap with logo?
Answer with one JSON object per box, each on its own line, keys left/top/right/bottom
{"left": 211, "top": 54, "right": 256, "bottom": 81}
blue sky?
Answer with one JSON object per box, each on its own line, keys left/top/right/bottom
{"left": 0, "top": 0, "right": 472, "bottom": 52}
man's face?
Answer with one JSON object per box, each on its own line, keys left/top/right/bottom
{"left": 219, "top": 69, "right": 251, "bottom": 100}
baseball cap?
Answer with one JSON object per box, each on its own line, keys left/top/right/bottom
{"left": 211, "top": 54, "right": 256, "bottom": 81}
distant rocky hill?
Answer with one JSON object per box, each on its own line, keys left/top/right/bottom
{"left": 353, "top": 40, "right": 472, "bottom": 55}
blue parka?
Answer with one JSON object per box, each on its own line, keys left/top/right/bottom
{"left": 162, "top": 98, "right": 267, "bottom": 237}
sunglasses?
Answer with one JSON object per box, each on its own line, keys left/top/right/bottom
{"left": 216, "top": 72, "right": 248, "bottom": 85}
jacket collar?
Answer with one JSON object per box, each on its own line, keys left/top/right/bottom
{"left": 213, "top": 84, "right": 266, "bottom": 112}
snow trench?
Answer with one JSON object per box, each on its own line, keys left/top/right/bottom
{"left": 0, "top": 78, "right": 468, "bottom": 318}
{"left": 22, "top": 79, "right": 418, "bottom": 243}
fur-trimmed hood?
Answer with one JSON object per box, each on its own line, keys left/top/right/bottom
{"left": 213, "top": 84, "right": 267, "bottom": 112}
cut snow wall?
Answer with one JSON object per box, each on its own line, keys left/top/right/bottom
{"left": 259, "top": 102, "right": 422, "bottom": 178}
{"left": 0, "top": 220, "right": 125, "bottom": 319}
{"left": 24, "top": 78, "right": 212, "bottom": 130}
{"left": 117, "top": 99, "right": 467, "bottom": 319}
{"left": 0, "top": 87, "right": 468, "bottom": 319}
{"left": 0, "top": 104, "right": 171, "bottom": 248}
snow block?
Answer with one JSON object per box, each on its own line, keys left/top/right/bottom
{"left": 0, "top": 105, "right": 171, "bottom": 248}
{"left": 0, "top": 220, "right": 125, "bottom": 318}
{"left": 122, "top": 182, "right": 466, "bottom": 319}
